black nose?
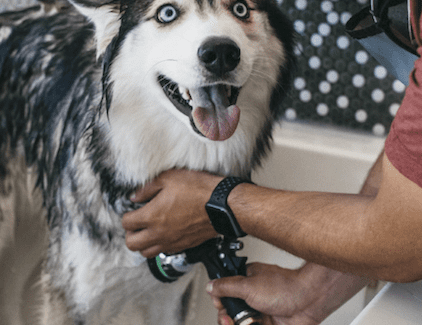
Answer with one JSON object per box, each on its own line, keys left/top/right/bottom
{"left": 198, "top": 37, "right": 241, "bottom": 76}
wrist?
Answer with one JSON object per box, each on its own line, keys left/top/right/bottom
{"left": 226, "top": 182, "right": 270, "bottom": 238}
{"left": 206, "top": 177, "right": 253, "bottom": 237}
{"left": 298, "top": 263, "right": 370, "bottom": 322}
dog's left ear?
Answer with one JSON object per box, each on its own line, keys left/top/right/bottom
{"left": 69, "top": 0, "right": 121, "bottom": 58}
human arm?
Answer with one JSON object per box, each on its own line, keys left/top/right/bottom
{"left": 207, "top": 262, "right": 370, "bottom": 325}
{"left": 228, "top": 152, "right": 422, "bottom": 282}
{"left": 208, "top": 151, "right": 385, "bottom": 325}
{"left": 123, "top": 150, "right": 422, "bottom": 282}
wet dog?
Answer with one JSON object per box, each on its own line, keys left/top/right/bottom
{"left": 0, "top": 0, "right": 294, "bottom": 323}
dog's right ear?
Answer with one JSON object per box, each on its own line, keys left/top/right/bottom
{"left": 68, "top": 0, "right": 121, "bottom": 58}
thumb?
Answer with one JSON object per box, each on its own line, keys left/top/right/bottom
{"left": 207, "top": 276, "right": 249, "bottom": 301}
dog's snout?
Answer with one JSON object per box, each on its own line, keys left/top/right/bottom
{"left": 198, "top": 37, "right": 240, "bottom": 76}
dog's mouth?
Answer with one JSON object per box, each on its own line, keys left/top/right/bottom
{"left": 158, "top": 75, "right": 241, "bottom": 141}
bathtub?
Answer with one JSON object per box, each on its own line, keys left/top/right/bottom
{"left": 190, "top": 120, "right": 385, "bottom": 325}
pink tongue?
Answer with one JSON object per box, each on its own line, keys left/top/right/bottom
{"left": 193, "top": 105, "right": 240, "bottom": 141}
{"left": 190, "top": 85, "right": 240, "bottom": 141}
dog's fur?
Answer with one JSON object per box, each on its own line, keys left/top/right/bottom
{"left": 0, "top": 0, "right": 294, "bottom": 324}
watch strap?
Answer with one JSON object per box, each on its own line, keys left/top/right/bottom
{"left": 206, "top": 177, "right": 252, "bottom": 238}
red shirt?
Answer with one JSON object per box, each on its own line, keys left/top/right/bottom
{"left": 385, "top": 2, "right": 422, "bottom": 188}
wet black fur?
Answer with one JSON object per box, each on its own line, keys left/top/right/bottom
{"left": 0, "top": 6, "right": 98, "bottom": 202}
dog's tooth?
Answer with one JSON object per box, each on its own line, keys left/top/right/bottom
{"left": 179, "top": 86, "right": 191, "bottom": 101}
{"left": 188, "top": 99, "right": 193, "bottom": 107}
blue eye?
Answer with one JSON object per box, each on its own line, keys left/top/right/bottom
{"left": 157, "top": 5, "right": 179, "bottom": 23}
{"left": 232, "top": 2, "right": 249, "bottom": 19}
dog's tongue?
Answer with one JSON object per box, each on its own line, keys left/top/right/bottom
{"left": 190, "top": 85, "right": 240, "bottom": 141}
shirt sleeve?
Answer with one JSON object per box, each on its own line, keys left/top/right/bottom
{"left": 385, "top": 58, "right": 422, "bottom": 188}
{"left": 385, "top": 2, "right": 422, "bottom": 188}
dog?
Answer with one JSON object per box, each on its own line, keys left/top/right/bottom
{"left": 0, "top": 0, "right": 295, "bottom": 324}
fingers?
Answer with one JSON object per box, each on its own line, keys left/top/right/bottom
{"left": 122, "top": 205, "right": 161, "bottom": 257}
{"left": 245, "top": 262, "right": 266, "bottom": 276}
{"left": 125, "top": 230, "right": 149, "bottom": 251}
{"left": 122, "top": 169, "right": 223, "bottom": 257}
{"left": 206, "top": 276, "right": 249, "bottom": 301}
{"left": 218, "top": 313, "right": 234, "bottom": 325}
{"left": 130, "top": 178, "right": 162, "bottom": 203}
{"left": 210, "top": 296, "right": 234, "bottom": 325}
{"left": 139, "top": 245, "right": 163, "bottom": 258}
{"left": 206, "top": 264, "right": 268, "bottom": 299}
{"left": 208, "top": 277, "right": 253, "bottom": 325}
{"left": 124, "top": 229, "right": 160, "bottom": 256}
{"left": 121, "top": 209, "right": 147, "bottom": 232}
{"left": 122, "top": 181, "right": 162, "bottom": 232}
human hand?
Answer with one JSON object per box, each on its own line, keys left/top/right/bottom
{"left": 121, "top": 169, "right": 222, "bottom": 258}
{"left": 207, "top": 262, "right": 325, "bottom": 325}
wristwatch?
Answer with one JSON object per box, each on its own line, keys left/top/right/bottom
{"left": 205, "top": 177, "right": 253, "bottom": 238}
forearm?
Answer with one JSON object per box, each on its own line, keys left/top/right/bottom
{"left": 288, "top": 155, "right": 383, "bottom": 321}
{"left": 230, "top": 152, "right": 422, "bottom": 281}
{"left": 232, "top": 187, "right": 375, "bottom": 274}
{"left": 125, "top": 152, "right": 422, "bottom": 281}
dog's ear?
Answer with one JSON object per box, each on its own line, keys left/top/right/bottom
{"left": 68, "top": 0, "right": 121, "bottom": 58}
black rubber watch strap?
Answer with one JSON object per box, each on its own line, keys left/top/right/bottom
{"left": 206, "top": 177, "right": 252, "bottom": 238}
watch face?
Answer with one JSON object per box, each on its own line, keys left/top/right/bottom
{"left": 206, "top": 177, "right": 250, "bottom": 238}
{"left": 206, "top": 204, "right": 232, "bottom": 235}
{"left": 205, "top": 202, "right": 246, "bottom": 238}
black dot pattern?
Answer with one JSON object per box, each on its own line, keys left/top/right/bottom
{"left": 278, "top": 0, "right": 406, "bottom": 136}
{"left": 207, "top": 177, "right": 252, "bottom": 238}
{"left": 210, "top": 177, "right": 251, "bottom": 205}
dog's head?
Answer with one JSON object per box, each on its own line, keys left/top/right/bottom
{"left": 70, "top": 0, "right": 294, "bottom": 143}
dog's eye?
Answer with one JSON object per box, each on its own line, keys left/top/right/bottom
{"left": 232, "top": 2, "right": 249, "bottom": 19}
{"left": 157, "top": 5, "right": 179, "bottom": 24}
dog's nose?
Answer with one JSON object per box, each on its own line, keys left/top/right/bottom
{"left": 198, "top": 37, "right": 240, "bottom": 76}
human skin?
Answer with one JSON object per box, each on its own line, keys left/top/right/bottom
{"left": 122, "top": 151, "right": 422, "bottom": 282}
{"left": 205, "top": 152, "right": 384, "bottom": 325}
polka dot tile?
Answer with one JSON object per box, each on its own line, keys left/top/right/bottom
{"left": 389, "top": 103, "right": 400, "bottom": 116}
{"left": 372, "top": 123, "right": 386, "bottom": 136}
{"left": 294, "top": 77, "right": 307, "bottom": 90}
{"left": 327, "top": 70, "right": 340, "bottom": 83}
{"left": 355, "top": 50, "right": 369, "bottom": 65}
{"left": 318, "top": 23, "right": 331, "bottom": 36}
{"left": 294, "top": 20, "right": 306, "bottom": 34}
{"left": 285, "top": 108, "right": 298, "bottom": 120}
{"left": 321, "top": 0, "right": 333, "bottom": 13}
{"left": 279, "top": 0, "right": 405, "bottom": 136}
{"left": 295, "top": 0, "right": 308, "bottom": 10}
{"left": 316, "top": 103, "right": 330, "bottom": 116}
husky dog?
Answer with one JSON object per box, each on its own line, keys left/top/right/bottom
{"left": 0, "top": 0, "right": 294, "bottom": 324}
